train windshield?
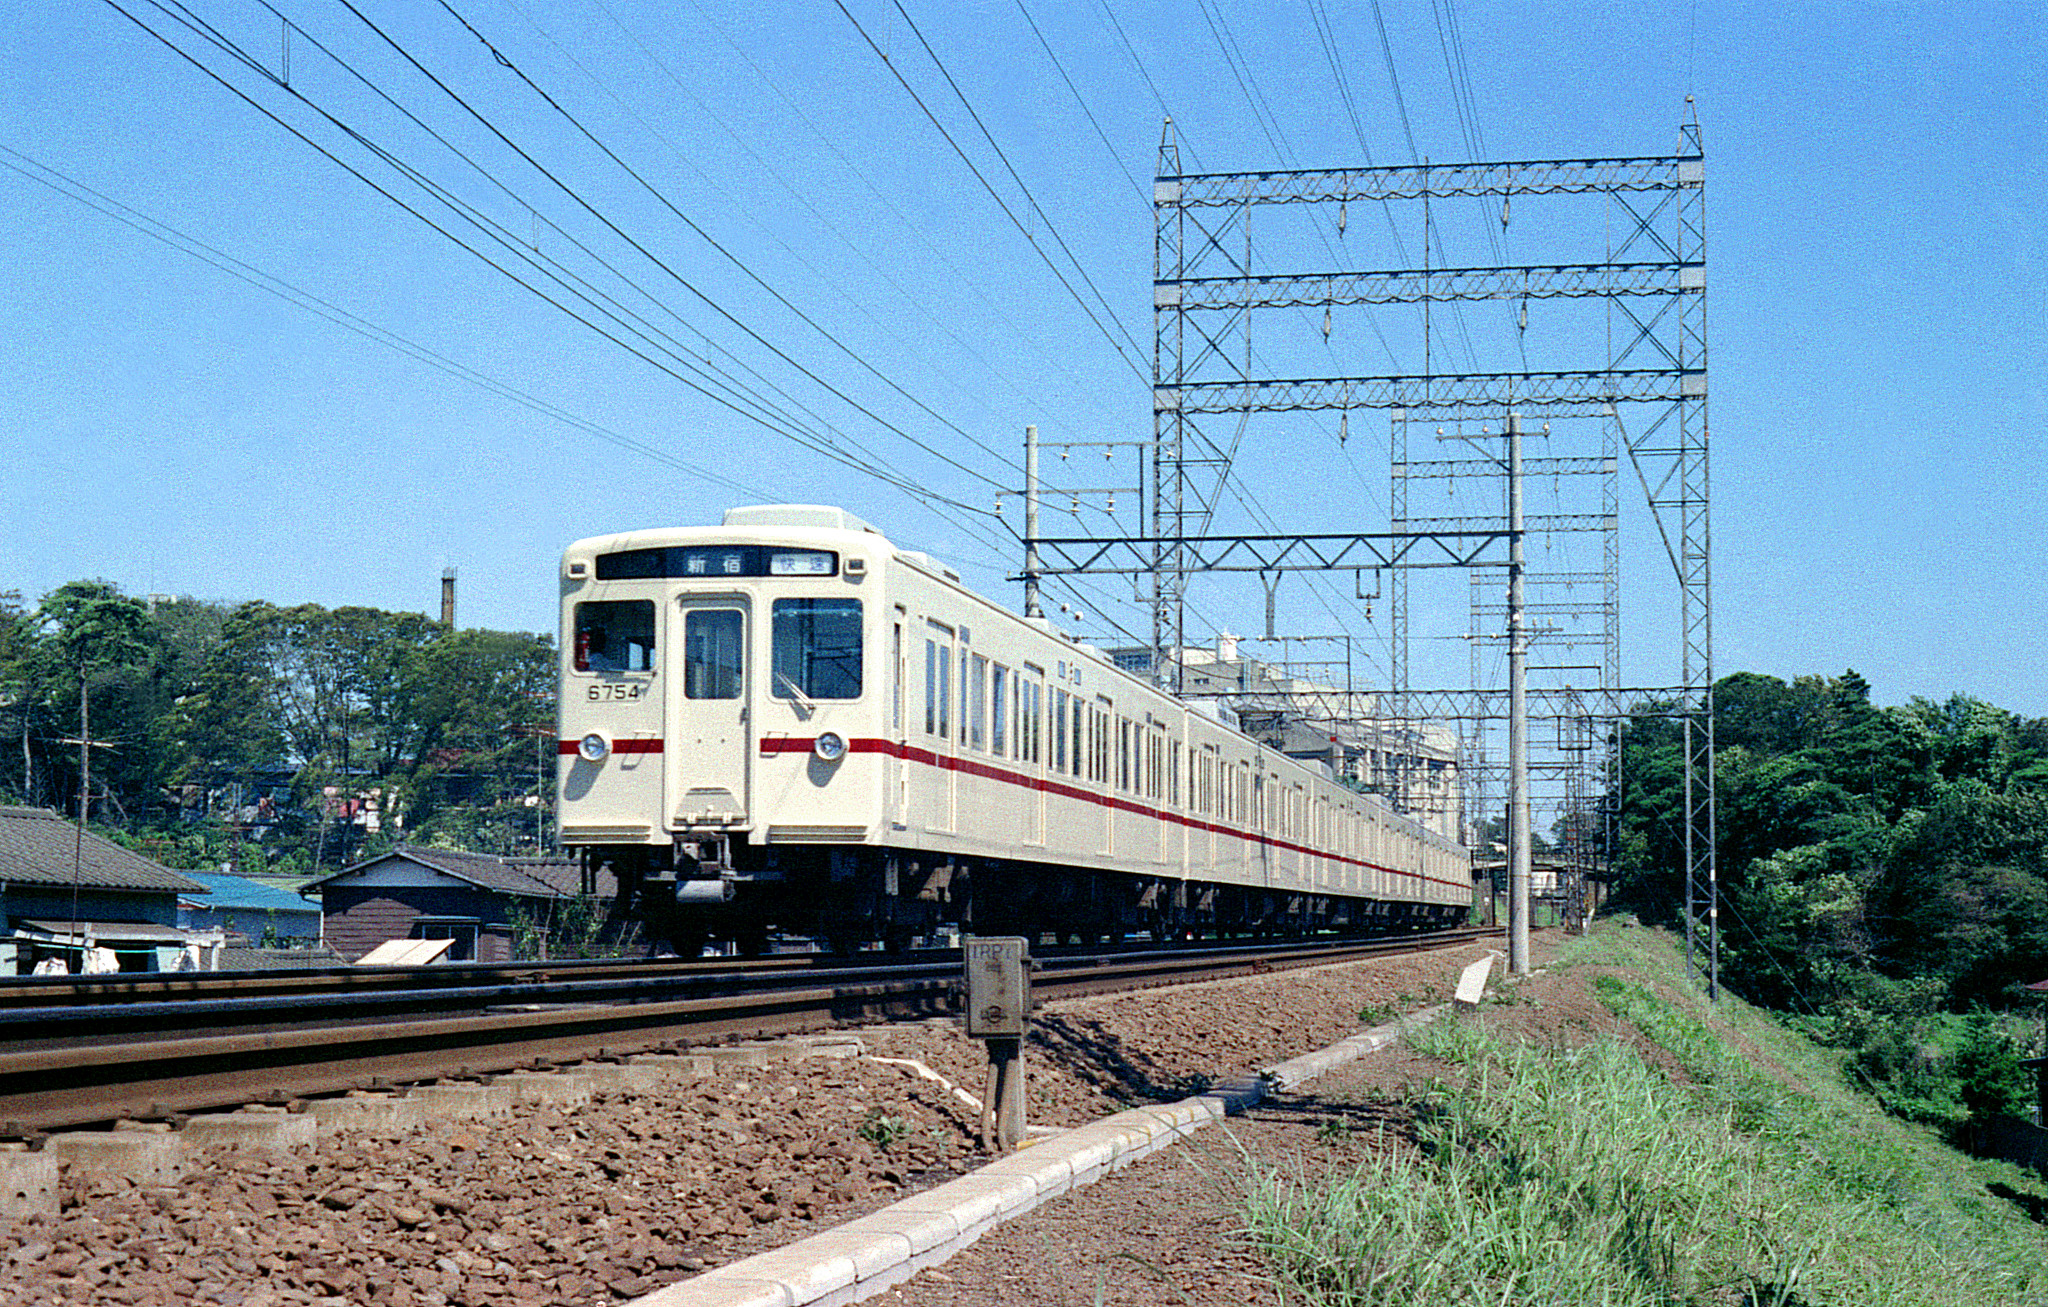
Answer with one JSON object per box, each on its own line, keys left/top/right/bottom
{"left": 772, "top": 598, "right": 862, "bottom": 700}
{"left": 574, "top": 600, "right": 655, "bottom": 672}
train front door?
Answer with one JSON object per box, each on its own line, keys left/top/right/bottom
{"left": 666, "top": 599, "right": 751, "bottom": 829}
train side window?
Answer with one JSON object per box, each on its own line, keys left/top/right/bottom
{"left": 1116, "top": 720, "right": 1129, "bottom": 791}
{"left": 1027, "top": 679, "right": 1041, "bottom": 763}
{"left": 924, "top": 637, "right": 950, "bottom": 738}
{"left": 772, "top": 598, "right": 862, "bottom": 700}
{"left": 969, "top": 655, "right": 988, "bottom": 751}
{"left": 892, "top": 621, "right": 904, "bottom": 731}
{"left": 1074, "top": 702, "right": 1086, "bottom": 778}
{"left": 1091, "top": 709, "right": 1101, "bottom": 783}
{"left": 990, "top": 663, "right": 1008, "bottom": 756}
{"left": 1059, "top": 698, "right": 1070, "bottom": 775}
{"left": 575, "top": 600, "right": 655, "bottom": 673}
{"left": 682, "top": 609, "right": 742, "bottom": 698}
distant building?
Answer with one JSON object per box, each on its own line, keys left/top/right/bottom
{"left": 308, "top": 846, "right": 624, "bottom": 963}
{"left": 177, "top": 871, "right": 323, "bottom": 944}
{"left": 1109, "top": 638, "right": 1465, "bottom": 842}
{"left": 0, "top": 805, "right": 215, "bottom": 973}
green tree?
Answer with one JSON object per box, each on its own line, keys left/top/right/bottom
{"left": 1951, "top": 1011, "right": 2033, "bottom": 1122}
{"left": 33, "top": 582, "right": 155, "bottom": 822}
{"left": 154, "top": 601, "right": 286, "bottom": 790}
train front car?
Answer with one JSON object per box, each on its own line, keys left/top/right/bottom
{"left": 557, "top": 506, "right": 886, "bottom": 955}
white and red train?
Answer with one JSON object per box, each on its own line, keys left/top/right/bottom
{"left": 556, "top": 506, "right": 1471, "bottom": 952}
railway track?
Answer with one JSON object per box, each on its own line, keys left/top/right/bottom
{"left": 0, "top": 927, "right": 1495, "bottom": 1133}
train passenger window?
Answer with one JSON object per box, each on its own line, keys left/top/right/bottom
{"left": 1025, "top": 679, "right": 1040, "bottom": 763}
{"left": 772, "top": 599, "right": 862, "bottom": 700}
{"left": 892, "top": 621, "right": 903, "bottom": 731}
{"left": 1057, "top": 695, "right": 1070, "bottom": 773}
{"left": 574, "top": 600, "right": 656, "bottom": 673}
{"left": 924, "top": 637, "right": 950, "bottom": 738}
{"left": 990, "top": 664, "right": 1008, "bottom": 756}
{"left": 969, "top": 655, "right": 988, "bottom": 750}
{"left": 1116, "top": 721, "right": 1129, "bottom": 792}
{"left": 683, "top": 609, "right": 742, "bottom": 698}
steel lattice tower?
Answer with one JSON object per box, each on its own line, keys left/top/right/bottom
{"left": 1146, "top": 122, "right": 1713, "bottom": 991}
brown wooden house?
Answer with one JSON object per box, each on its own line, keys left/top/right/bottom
{"left": 309, "top": 847, "right": 621, "bottom": 963}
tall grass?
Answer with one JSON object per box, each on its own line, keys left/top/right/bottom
{"left": 1234, "top": 928, "right": 2048, "bottom": 1307}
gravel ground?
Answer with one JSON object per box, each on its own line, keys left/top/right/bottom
{"left": 0, "top": 935, "right": 1499, "bottom": 1307}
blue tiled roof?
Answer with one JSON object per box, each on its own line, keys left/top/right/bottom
{"left": 179, "top": 872, "right": 318, "bottom": 915}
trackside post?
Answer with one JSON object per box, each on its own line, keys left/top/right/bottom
{"left": 964, "top": 935, "right": 1031, "bottom": 1152}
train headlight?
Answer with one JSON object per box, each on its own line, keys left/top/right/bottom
{"left": 577, "top": 732, "right": 611, "bottom": 763}
{"left": 813, "top": 731, "right": 847, "bottom": 763}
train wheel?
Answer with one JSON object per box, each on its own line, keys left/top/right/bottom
{"left": 659, "top": 926, "right": 707, "bottom": 961}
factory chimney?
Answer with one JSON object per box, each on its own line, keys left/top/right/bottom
{"left": 441, "top": 568, "right": 457, "bottom": 629}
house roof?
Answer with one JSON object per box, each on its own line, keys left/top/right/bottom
{"left": 308, "top": 847, "right": 593, "bottom": 899}
{"left": 215, "top": 945, "right": 346, "bottom": 972}
{"left": 0, "top": 807, "right": 211, "bottom": 894}
{"left": 178, "top": 872, "right": 320, "bottom": 916}
{"left": 507, "top": 855, "right": 619, "bottom": 900}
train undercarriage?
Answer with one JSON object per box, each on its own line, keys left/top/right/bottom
{"left": 580, "top": 835, "right": 1468, "bottom": 957}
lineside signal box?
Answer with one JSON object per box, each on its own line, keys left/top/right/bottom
{"left": 963, "top": 936, "right": 1031, "bottom": 1038}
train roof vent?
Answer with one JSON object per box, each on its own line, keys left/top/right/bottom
{"left": 721, "top": 505, "right": 881, "bottom": 535}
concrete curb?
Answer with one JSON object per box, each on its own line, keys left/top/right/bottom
{"left": 634, "top": 1006, "right": 1448, "bottom": 1307}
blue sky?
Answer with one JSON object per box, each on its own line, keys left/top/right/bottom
{"left": 2, "top": 1, "right": 2043, "bottom": 716}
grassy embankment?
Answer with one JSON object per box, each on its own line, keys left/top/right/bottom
{"left": 1237, "top": 925, "right": 2048, "bottom": 1306}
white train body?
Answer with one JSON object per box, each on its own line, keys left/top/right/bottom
{"left": 557, "top": 506, "right": 1470, "bottom": 949}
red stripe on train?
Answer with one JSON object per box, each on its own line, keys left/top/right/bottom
{"left": 557, "top": 738, "right": 665, "bottom": 754}
{"left": 756, "top": 735, "right": 1466, "bottom": 893}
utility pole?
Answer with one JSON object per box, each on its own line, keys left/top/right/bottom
{"left": 1023, "top": 425, "right": 1043, "bottom": 620}
{"left": 1507, "top": 414, "right": 1531, "bottom": 975}
{"left": 60, "top": 675, "right": 118, "bottom": 956}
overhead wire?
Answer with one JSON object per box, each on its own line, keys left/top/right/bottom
{"left": 677, "top": 0, "right": 1091, "bottom": 435}
{"left": 512, "top": 0, "right": 1052, "bottom": 460}
{"left": 117, "top": 0, "right": 986, "bottom": 513}
{"left": 838, "top": 0, "right": 1149, "bottom": 382}
{"left": 411, "top": 0, "right": 1020, "bottom": 491}
{"left": 1011, "top": 0, "right": 1146, "bottom": 202}
{"left": 0, "top": 144, "right": 780, "bottom": 503}
{"left": 208, "top": 3, "right": 929, "bottom": 484}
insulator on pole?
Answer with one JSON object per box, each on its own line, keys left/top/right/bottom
{"left": 1322, "top": 307, "right": 1332, "bottom": 339}
{"left": 1337, "top": 201, "right": 1347, "bottom": 236}
{"left": 1339, "top": 412, "right": 1348, "bottom": 445}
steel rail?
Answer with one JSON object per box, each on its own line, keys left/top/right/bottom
{"left": 0, "top": 928, "right": 1495, "bottom": 1133}
{"left": 0, "top": 953, "right": 831, "bottom": 1009}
